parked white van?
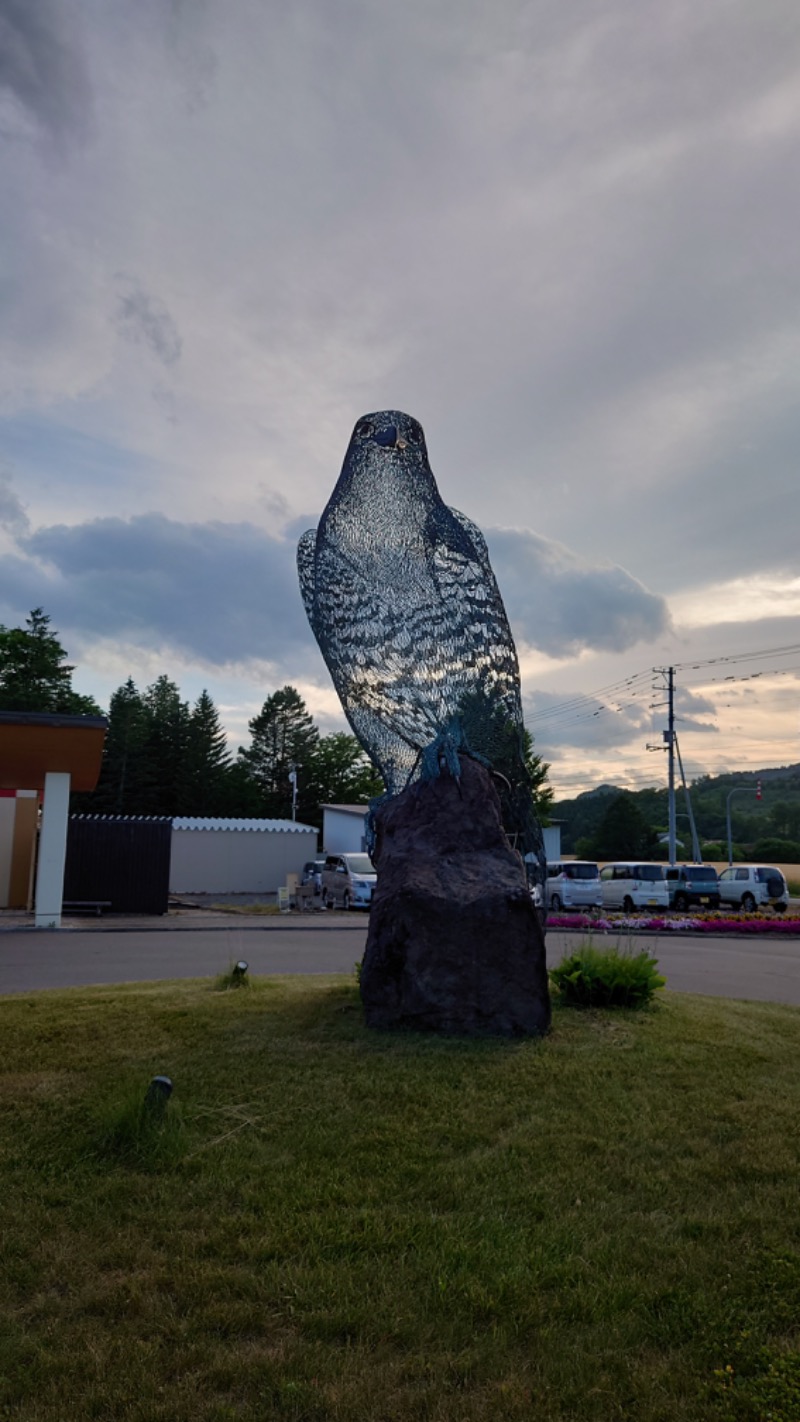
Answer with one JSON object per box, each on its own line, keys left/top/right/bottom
{"left": 545, "top": 861, "right": 602, "bottom": 911}
{"left": 321, "top": 852, "right": 376, "bottom": 910}
{"left": 599, "top": 862, "right": 669, "bottom": 912}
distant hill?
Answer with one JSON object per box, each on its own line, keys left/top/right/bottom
{"left": 552, "top": 764, "right": 800, "bottom": 855}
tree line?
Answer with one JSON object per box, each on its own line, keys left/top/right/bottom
{"left": 0, "top": 609, "right": 553, "bottom": 830}
{"left": 555, "top": 774, "right": 800, "bottom": 864}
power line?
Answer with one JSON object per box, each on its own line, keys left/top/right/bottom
{"left": 527, "top": 640, "right": 800, "bottom": 721}
{"left": 673, "top": 641, "right": 800, "bottom": 672}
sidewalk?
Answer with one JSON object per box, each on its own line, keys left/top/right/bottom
{"left": 0, "top": 902, "right": 365, "bottom": 934}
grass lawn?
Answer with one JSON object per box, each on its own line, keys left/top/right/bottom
{"left": 2, "top": 976, "right": 800, "bottom": 1421}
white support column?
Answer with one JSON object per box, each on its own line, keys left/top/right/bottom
{"left": 34, "top": 771, "right": 71, "bottom": 929}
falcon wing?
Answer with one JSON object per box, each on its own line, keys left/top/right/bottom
{"left": 430, "top": 506, "right": 522, "bottom": 715}
{"left": 296, "top": 529, "right": 319, "bottom": 634}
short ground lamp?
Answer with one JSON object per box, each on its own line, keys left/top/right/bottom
{"left": 0, "top": 711, "right": 107, "bottom": 929}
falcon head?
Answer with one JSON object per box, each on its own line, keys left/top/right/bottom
{"left": 348, "top": 410, "right": 429, "bottom": 462}
{"left": 320, "top": 409, "right": 442, "bottom": 538}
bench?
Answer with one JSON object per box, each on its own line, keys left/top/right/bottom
{"left": 62, "top": 901, "right": 112, "bottom": 917}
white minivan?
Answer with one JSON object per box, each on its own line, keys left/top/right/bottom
{"left": 599, "top": 862, "right": 669, "bottom": 912}
{"left": 545, "top": 861, "right": 602, "bottom": 911}
{"left": 320, "top": 853, "right": 377, "bottom": 910}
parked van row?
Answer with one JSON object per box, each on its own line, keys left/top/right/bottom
{"left": 545, "top": 861, "right": 789, "bottom": 913}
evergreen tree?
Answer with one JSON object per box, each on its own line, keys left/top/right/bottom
{"left": 237, "top": 686, "right": 319, "bottom": 819}
{"left": 80, "top": 678, "right": 151, "bottom": 814}
{"left": 181, "top": 689, "right": 233, "bottom": 816}
{"left": 0, "top": 608, "right": 101, "bottom": 715}
{"left": 587, "top": 793, "right": 659, "bottom": 861}
{"left": 141, "top": 676, "right": 192, "bottom": 816}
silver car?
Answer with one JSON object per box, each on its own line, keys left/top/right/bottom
{"left": 717, "top": 865, "right": 788, "bottom": 913}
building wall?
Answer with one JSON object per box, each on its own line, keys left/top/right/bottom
{"left": 169, "top": 827, "right": 317, "bottom": 893}
{"left": 0, "top": 796, "right": 14, "bottom": 906}
{"left": 0, "top": 791, "right": 39, "bottom": 909}
{"left": 323, "top": 808, "right": 367, "bottom": 855}
{"left": 9, "top": 793, "right": 37, "bottom": 909}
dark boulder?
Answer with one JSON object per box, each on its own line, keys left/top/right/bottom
{"left": 360, "top": 757, "right": 550, "bottom": 1037}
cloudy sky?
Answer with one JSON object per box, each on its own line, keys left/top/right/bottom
{"left": 2, "top": 0, "right": 799, "bottom": 797}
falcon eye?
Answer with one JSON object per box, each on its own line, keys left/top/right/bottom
{"left": 355, "top": 420, "right": 374, "bottom": 439}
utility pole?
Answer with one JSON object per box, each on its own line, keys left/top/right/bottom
{"left": 288, "top": 764, "right": 298, "bottom": 821}
{"left": 650, "top": 666, "right": 677, "bottom": 865}
{"left": 666, "top": 666, "right": 676, "bottom": 866}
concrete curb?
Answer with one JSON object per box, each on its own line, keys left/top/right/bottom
{"left": 0, "top": 912, "right": 368, "bottom": 934}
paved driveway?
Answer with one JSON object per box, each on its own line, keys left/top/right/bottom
{"left": 1, "top": 917, "right": 800, "bottom": 1005}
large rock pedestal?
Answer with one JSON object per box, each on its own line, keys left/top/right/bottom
{"left": 360, "top": 758, "right": 550, "bottom": 1037}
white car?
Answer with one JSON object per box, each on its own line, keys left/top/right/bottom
{"left": 545, "top": 861, "right": 602, "bottom": 911}
{"left": 717, "top": 865, "right": 788, "bottom": 913}
{"left": 599, "top": 862, "right": 669, "bottom": 913}
{"left": 320, "top": 853, "right": 377, "bottom": 910}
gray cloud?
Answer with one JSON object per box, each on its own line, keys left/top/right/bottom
{"left": 0, "top": 509, "right": 669, "bottom": 680}
{"left": 674, "top": 685, "right": 718, "bottom": 735}
{"left": 0, "top": 0, "right": 91, "bottom": 141}
{"left": 524, "top": 689, "right": 654, "bottom": 754}
{"left": 0, "top": 472, "right": 28, "bottom": 534}
{"left": 115, "top": 277, "right": 183, "bottom": 367}
{"left": 486, "top": 526, "right": 670, "bottom": 656}
{"left": 9, "top": 513, "right": 310, "bottom": 665}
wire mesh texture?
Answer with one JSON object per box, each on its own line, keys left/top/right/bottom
{"left": 297, "top": 409, "right": 545, "bottom": 886}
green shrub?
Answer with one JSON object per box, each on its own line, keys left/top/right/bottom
{"left": 702, "top": 841, "right": 745, "bottom": 862}
{"left": 752, "top": 837, "right": 800, "bottom": 863}
{"left": 550, "top": 943, "right": 665, "bottom": 1008}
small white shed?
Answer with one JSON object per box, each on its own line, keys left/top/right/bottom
{"left": 321, "top": 804, "right": 369, "bottom": 854}
{"left": 170, "top": 817, "right": 318, "bottom": 894}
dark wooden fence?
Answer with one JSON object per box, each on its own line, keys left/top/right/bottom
{"left": 64, "top": 817, "right": 172, "bottom": 915}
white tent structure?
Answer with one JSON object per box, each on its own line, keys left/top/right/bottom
{"left": 170, "top": 817, "right": 317, "bottom": 894}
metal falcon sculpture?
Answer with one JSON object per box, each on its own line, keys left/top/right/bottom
{"left": 297, "top": 409, "right": 545, "bottom": 879}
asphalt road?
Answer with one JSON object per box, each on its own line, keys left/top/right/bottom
{"left": 1, "top": 921, "right": 800, "bottom": 1004}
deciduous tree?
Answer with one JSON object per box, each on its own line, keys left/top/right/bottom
{"left": 302, "top": 732, "right": 383, "bottom": 825}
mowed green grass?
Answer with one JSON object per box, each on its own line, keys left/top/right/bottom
{"left": 2, "top": 977, "right": 800, "bottom": 1421}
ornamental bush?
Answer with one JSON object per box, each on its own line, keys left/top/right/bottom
{"left": 550, "top": 943, "right": 665, "bottom": 1008}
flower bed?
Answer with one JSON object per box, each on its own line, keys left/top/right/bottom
{"left": 547, "top": 911, "right": 800, "bottom": 935}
